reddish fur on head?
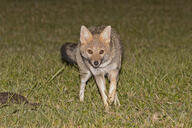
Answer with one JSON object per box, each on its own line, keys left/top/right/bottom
{"left": 80, "top": 26, "right": 112, "bottom": 68}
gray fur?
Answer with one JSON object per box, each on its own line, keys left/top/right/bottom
{"left": 60, "top": 26, "right": 122, "bottom": 110}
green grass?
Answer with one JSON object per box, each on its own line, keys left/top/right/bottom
{"left": 0, "top": 0, "right": 192, "bottom": 127}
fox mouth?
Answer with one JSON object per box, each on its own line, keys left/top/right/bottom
{"left": 92, "top": 64, "right": 100, "bottom": 68}
{"left": 90, "top": 62, "right": 100, "bottom": 68}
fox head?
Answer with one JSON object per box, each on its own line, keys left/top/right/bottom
{"left": 79, "top": 26, "right": 111, "bottom": 68}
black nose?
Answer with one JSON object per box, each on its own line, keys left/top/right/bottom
{"left": 94, "top": 61, "right": 99, "bottom": 66}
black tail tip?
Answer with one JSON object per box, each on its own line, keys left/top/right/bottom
{"left": 60, "top": 42, "right": 77, "bottom": 64}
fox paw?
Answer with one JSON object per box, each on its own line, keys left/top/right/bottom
{"left": 79, "top": 95, "right": 84, "bottom": 102}
{"left": 108, "top": 93, "right": 120, "bottom": 106}
{"left": 104, "top": 103, "right": 109, "bottom": 111}
{"left": 108, "top": 93, "right": 115, "bottom": 105}
{"left": 114, "top": 94, "right": 120, "bottom": 106}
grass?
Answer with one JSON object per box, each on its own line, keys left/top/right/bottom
{"left": 0, "top": 0, "right": 192, "bottom": 127}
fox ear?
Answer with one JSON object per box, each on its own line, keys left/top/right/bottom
{"left": 100, "top": 26, "right": 111, "bottom": 44}
{"left": 80, "top": 25, "right": 93, "bottom": 44}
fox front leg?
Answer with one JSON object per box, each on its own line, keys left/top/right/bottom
{"left": 108, "top": 69, "right": 120, "bottom": 106}
{"left": 94, "top": 74, "right": 109, "bottom": 110}
{"left": 79, "top": 71, "right": 91, "bottom": 102}
{"left": 114, "top": 92, "right": 120, "bottom": 106}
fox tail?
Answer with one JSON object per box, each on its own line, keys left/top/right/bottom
{"left": 60, "top": 42, "right": 77, "bottom": 64}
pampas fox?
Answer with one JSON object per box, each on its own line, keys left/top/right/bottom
{"left": 61, "top": 25, "right": 122, "bottom": 109}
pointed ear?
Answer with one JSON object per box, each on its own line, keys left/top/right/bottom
{"left": 80, "top": 25, "right": 93, "bottom": 44}
{"left": 100, "top": 26, "right": 111, "bottom": 44}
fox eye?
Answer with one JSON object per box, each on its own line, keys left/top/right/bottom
{"left": 87, "top": 49, "right": 93, "bottom": 54}
{"left": 99, "top": 50, "right": 104, "bottom": 54}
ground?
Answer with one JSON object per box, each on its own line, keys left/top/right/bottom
{"left": 0, "top": 0, "right": 192, "bottom": 127}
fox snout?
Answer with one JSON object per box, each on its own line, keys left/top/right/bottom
{"left": 91, "top": 59, "right": 101, "bottom": 68}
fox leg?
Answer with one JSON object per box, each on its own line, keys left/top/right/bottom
{"left": 79, "top": 71, "right": 91, "bottom": 102}
{"left": 108, "top": 69, "right": 120, "bottom": 105}
{"left": 95, "top": 74, "right": 109, "bottom": 110}
{"left": 114, "top": 93, "right": 120, "bottom": 106}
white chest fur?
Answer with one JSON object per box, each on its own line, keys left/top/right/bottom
{"left": 89, "top": 62, "right": 117, "bottom": 76}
